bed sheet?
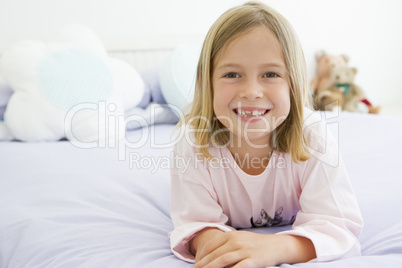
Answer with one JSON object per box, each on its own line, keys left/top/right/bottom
{"left": 1, "top": 112, "right": 402, "bottom": 267}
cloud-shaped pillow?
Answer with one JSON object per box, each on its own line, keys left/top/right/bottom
{"left": 0, "top": 24, "right": 145, "bottom": 143}
{"left": 159, "top": 44, "right": 201, "bottom": 112}
{"left": 0, "top": 77, "right": 13, "bottom": 121}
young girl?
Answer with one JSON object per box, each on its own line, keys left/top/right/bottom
{"left": 170, "top": 2, "right": 363, "bottom": 267}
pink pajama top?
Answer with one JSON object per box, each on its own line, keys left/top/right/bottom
{"left": 169, "top": 110, "right": 363, "bottom": 263}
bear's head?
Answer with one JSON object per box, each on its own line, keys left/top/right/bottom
{"left": 331, "top": 66, "right": 357, "bottom": 85}
{"left": 316, "top": 50, "right": 349, "bottom": 78}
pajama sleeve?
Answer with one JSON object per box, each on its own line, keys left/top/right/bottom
{"left": 169, "top": 131, "right": 234, "bottom": 262}
{"left": 278, "top": 123, "right": 364, "bottom": 262}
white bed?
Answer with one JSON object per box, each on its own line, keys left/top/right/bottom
{"left": 1, "top": 46, "right": 402, "bottom": 267}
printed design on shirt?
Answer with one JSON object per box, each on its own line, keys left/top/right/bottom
{"left": 250, "top": 207, "right": 296, "bottom": 228}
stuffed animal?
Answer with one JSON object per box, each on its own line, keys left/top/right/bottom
{"left": 310, "top": 50, "right": 349, "bottom": 95}
{"left": 311, "top": 50, "right": 380, "bottom": 114}
{"left": 313, "top": 87, "right": 344, "bottom": 112}
{"left": 314, "top": 66, "right": 363, "bottom": 112}
{"left": 314, "top": 66, "right": 380, "bottom": 113}
{"left": 0, "top": 25, "right": 147, "bottom": 143}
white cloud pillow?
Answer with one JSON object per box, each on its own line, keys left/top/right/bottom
{"left": 0, "top": 25, "right": 145, "bottom": 143}
{"left": 0, "top": 77, "right": 13, "bottom": 121}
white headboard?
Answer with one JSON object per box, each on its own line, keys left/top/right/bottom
{"left": 107, "top": 35, "right": 204, "bottom": 71}
{"left": 109, "top": 49, "right": 173, "bottom": 72}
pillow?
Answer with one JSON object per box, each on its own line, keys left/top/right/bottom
{"left": 0, "top": 24, "right": 146, "bottom": 143}
{"left": 159, "top": 44, "right": 201, "bottom": 113}
{"left": 140, "top": 67, "right": 165, "bottom": 107}
{"left": 0, "top": 77, "right": 13, "bottom": 120}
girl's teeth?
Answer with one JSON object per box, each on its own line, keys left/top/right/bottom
{"left": 236, "top": 109, "right": 266, "bottom": 117}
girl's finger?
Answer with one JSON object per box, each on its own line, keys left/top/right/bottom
{"left": 201, "top": 250, "right": 246, "bottom": 268}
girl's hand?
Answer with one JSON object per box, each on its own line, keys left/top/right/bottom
{"left": 193, "top": 231, "right": 316, "bottom": 268}
{"left": 194, "top": 231, "right": 279, "bottom": 268}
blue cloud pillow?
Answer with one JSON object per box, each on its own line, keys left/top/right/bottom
{"left": 159, "top": 44, "right": 201, "bottom": 113}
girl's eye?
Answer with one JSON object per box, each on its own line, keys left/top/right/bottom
{"left": 263, "top": 72, "right": 279, "bottom": 78}
{"left": 224, "top": 72, "right": 240, "bottom": 78}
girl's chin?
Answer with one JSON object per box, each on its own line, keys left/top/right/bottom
{"left": 231, "top": 132, "right": 271, "bottom": 148}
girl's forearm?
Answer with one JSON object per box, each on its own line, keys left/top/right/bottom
{"left": 275, "top": 234, "right": 317, "bottom": 264}
{"left": 190, "top": 229, "right": 316, "bottom": 266}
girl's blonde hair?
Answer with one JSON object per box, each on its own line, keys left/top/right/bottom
{"left": 180, "top": 1, "right": 312, "bottom": 162}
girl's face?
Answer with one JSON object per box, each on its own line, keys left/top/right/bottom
{"left": 212, "top": 26, "right": 291, "bottom": 148}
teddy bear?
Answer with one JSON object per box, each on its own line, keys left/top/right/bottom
{"left": 310, "top": 50, "right": 349, "bottom": 95}
{"left": 314, "top": 66, "right": 381, "bottom": 113}
{"left": 311, "top": 50, "right": 380, "bottom": 114}
{"left": 313, "top": 86, "right": 344, "bottom": 112}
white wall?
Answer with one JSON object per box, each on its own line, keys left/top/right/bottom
{"left": 0, "top": 0, "right": 242, "bottom": 50}
{"left": 268, "top": 0, "right": 402, "bottom": 108}
{"left": 0, "top": 0, "right": 401, "bottom": 106}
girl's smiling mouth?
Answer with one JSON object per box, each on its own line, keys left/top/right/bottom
{"left": 233, "top": 107, "right": 270, "bottom": 119}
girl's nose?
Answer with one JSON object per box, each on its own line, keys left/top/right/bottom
{"left": 239, "top": 79, "right": 263, "bottom": 101}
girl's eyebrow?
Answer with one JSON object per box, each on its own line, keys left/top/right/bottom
{"left": 260, "top": 63, "right": 286, "bottom": 69}
{"left": 213, "top": 63, "right": 241, "bottom": 72}
{"left": 216, "top": 62, "right": 286, "bottom": 70}
{"left": 216, "top": 63, "right": 242, "bottom": 70}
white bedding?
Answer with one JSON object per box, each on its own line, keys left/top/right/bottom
{"left": 1, "top": 112, "right": 402, "bottom": 267}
